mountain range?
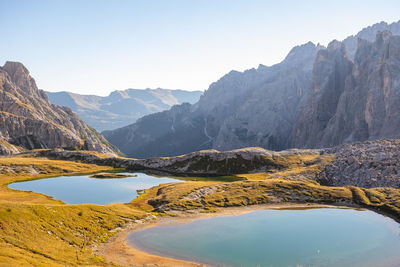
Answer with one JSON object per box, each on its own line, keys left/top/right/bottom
{"left": 0, "top": 62, "right": 119, "bottom": 155}
{"left": 46, "top": 89, "right": 202, "bottom": 131}
{"left": 102, "top": 20, "right": 400, "bottom": 158}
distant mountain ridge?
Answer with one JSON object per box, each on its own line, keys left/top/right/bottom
{"left": 103, "top": 20, "right": 400, "bottom": 158}
{"left": 0, "top": 61, "right": 119, "bottom": 155}
{"left": 46, "top": 88, "right": 202, "bottom": 131}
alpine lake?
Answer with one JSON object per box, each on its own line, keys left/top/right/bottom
{"left": 9, "top": 173, "right": 400, "bottom": 267}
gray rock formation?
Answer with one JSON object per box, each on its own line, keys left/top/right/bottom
{"left": 0, "top": 139, "right": 22, "bottom": 155}
{"left": 291, "top": 40, "right": 354, "bottom": 148}
{"left": 104, "top": 21, "right": 400, "bottom": 158}
{"left": 293, "top": 31, "right": 400, "bottom": 148}
{"left": 0, "top": 61, "right": 119, "bottom": 155}
{"left": 214, "top": 42, "right": 321, "bottom": 151}
{"left": 343, "top": 20, "right": 400, "bottom": 59}
{"left": 318, "top": 139, "right": 400, "bottom": 188}
{"left": 46, "top": 88, "right": 202, "bottom": 131}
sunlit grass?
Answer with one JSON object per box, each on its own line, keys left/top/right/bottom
{"left": 0, "top": 155, "right": 146, "bottom": 266}
{"left": 1, "top": 152, "right": 400, "bottom": 266}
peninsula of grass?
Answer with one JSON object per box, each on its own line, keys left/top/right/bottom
{"left": 90, "top": 173, "right": 137, "bottom": 179}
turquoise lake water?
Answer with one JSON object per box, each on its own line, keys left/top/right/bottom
{"left": 127, "top": 208, "right": 400, "bottom": 267}
{"left": 8, "top": 173, "right": 182, "bottom": 205}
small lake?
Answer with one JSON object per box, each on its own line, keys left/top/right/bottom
{"left": 128, "top": 208, "right": 400, "bottom": 267}
{"left": 8, "top": 173, "right": 182, "bottom": 205}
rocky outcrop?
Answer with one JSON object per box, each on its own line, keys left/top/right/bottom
{"left": 318, "top": 139, "right": 400, "bottom": 188}
{"left": 0, "top": 139, "right": 22, "bottom": 155}
{"left": 46, "top": 89, "right": 202, "bottom": 131}
{"left": 0, "top": 61, "right": 119, "bottom": 155}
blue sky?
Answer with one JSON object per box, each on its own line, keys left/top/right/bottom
{"left": 1, "top": 0, "right": 400, "bottom": 95}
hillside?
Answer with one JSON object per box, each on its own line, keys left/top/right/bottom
{"left": 0, "top": 61, "right": 119, "bottom": 155}
{"left": 103, "top": 21, "right": 400, "bottom": 158}
{"left": 46, "top": 89, "right": 202, "bottom": 131}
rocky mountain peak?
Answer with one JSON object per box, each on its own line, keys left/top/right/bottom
{"left": 2, "top": 61, "right": 40, "bottom": 98}
{"left": 315, "top": 40, "right": 349, "bottom": 66}
{"left": 284, "top": 41, "right": 322, "bottom": 65}
{"left": 326, "top": 40, "right": 343, "bottom": 51}
{"left": 3, "top": 61, "right": 30, "bottom": 78}
{"left": 0, "top": 61, "right": 119, "bottom": 155}
{"left": 343, "top": 20, "right": 400, "bottom": 60}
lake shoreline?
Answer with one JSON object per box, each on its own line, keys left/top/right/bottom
{"left": 96, "top": 203, "right": 360, "bottom": 266}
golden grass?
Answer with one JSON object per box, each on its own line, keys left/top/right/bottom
{"left": 0, "top": 203, "right": 146, "bottom": 266}
{"left": 0, "top": 155, "right": 147, "bottom": 266}
{"left": 14, "top": 100, "right": 34, "bottom": 111}
{"left": 131, "top": 181, "right": 220, "bottom": 212}
{"left": 237, "top": 154, "right": 335, "bottom": 181}
{"left": 136, "top": 178, "right": 400, "bottom": 220}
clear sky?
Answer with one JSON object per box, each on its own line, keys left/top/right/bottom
{"left": 1, "top": 0, "right": 399, "bottom": 95}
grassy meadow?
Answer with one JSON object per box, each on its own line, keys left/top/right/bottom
{"left": 0, "top": 152, "right": 400, "bottom": 266}
{"left": 0, "top": 155, "right": 146, "bottom": 266}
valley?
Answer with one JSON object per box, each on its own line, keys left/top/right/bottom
{"left": 46, "top": 89, "right": 202, "bottom": 132}
{"left": 1, "top": 6, "right": 400, "bottom": 266}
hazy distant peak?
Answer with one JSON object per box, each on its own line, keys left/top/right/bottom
{"left": 357, "top": 20, "right": 400, "bottom": 39}
{"left": 285, "top": 41, "right": 317, "bottom": 59}
{"left": 342, "top": 20, "right": 400, "bottom": 60}
{"left": 257, "top": 64, "right": 268, "bottom": 70}
{"left": 327, "top": 39, "right": 345, "bottom": 50}
{"left": 46, "top": 87, "right": 202, "bottom": 131}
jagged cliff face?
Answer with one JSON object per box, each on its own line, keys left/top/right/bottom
{"left": 0, "top": 61, "right": 119, "bottom": 155}
{"left": 291, "top": 41, "right": 354, "bottom": 147}
{"left": 104, "top": 21, "right": 400, "bottom": 158}
{"left": 293, "top": 31, "right": 400, "bottom": 147}
{"left": 214, "top": 42, "right": 320, "bottom": 151}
